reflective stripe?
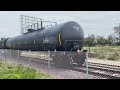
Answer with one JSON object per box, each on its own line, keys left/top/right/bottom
{"left": 58, "top": 33, "right": 62, "bottom": 45}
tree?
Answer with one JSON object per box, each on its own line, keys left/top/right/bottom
{"left": 114, "top": 25, "right": 120, "bottom": 45}
{"left": 107, "top": 35, "right": 114, "bottom": 46}
{"left": 96, "top": 36, "right": 106, "bottom": 46}
{"left": 84, "top": 34, "right": 96, "bottom": 46}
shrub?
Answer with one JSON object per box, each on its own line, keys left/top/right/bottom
{"left": 97, "top": 53, "right": 106, "bottom": 59}
{"left": 107, "top": 53, "right": 120, "bottom": 61}
{"left": 0, "top": 61, "right": 53, "bottom": 79}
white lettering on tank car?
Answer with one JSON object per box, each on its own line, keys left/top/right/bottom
{"left": 73, "top": 26, "right": 79, "bottom": 31}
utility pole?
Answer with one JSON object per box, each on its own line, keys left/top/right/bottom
{"left": 88, "top": 33, "right": 90, "bottom": 53}
{"left": 0, "top": 32, "right": 2, "bottom": 40}
{"left": 119, "top": 24, "right": 120, "bottom": 43}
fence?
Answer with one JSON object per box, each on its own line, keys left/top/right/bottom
{"left": 0, "top": 49, "right": 52, "bottom": 67}
{"left": 0, "top": 48, "right": 120, "bottom": 79}
{"left": 0, "top": 49, "right": 91, "bottom": 79}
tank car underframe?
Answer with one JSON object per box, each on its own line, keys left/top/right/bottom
{"left": 50, "top": 51, "right": 86, "bottom": 67}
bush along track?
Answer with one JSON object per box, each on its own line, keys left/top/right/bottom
{"left": 83, "top": 46, "right": 120, "bottom": 61}
{"left": 0, "top": 61, "right": 53, "bottom": 79}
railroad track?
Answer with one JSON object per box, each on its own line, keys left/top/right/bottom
{"left": 88, "top": 62, "right": 120, "bottom": 72}
{"left": 71, "top": 62, "right": 120, "bottom": 79}
{"left": 20, "top": 56, "right": 120, "bottom": 79}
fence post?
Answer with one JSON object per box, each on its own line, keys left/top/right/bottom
{"left": 10, "top": 49, "right": 11, "bottom": 61}
{"left": 2, "top": 50, "right": 4, "bottom": 61}
{"left": 18, "top": 49, "right": 19, "bottom": 64}
{"left": 5, "top": 50, "right": 7, "bottom": 60}
{"left": 4, "top": 49, "right": 6, "bottom": 61}
{"left": 85, "top": 50, "right": 89, "bottom": 79}
{"left": 0, "top": 50, "right": 1, "bottom": 60}
{"left": 1, "top": 50, "right": 3, "bottom": 61}
{"left": 48, "top": 50, "right": 50, "bottom": 70}
{"left": 28, "top": 50, "right": 31, "bottom": 66}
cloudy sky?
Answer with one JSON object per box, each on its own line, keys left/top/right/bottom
{"left": 0, "top": 11, "right": 120, "bottom": 38}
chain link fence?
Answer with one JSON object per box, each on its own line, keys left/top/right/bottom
{"left": 0, "top": 49, "right": 91, "bottom": 79}
{"left": 0, "top": 48, "right": 120, "bottom": 79}
{"left": 83, "top": 46, "right": 120, "bottom": 79}
{"left": 0, "top": 49, "right": 52, "bottom": 67}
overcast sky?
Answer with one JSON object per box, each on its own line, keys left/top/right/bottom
{"left": 0, "top": 11, "right": 120, "bottom": 38}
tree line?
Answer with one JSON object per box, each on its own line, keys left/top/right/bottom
{"left": 84, "top": 34, "right": 120, "bottom": 46}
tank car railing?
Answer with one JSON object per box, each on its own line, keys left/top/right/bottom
{"left": 23, "top": 21, "right": 57, "bottom": 34}
{"left": 21, "top": 15, "right": 57, "bottom": 34}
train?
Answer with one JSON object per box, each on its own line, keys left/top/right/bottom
{"left": 0, "top": 21, "right": 84, "bottom": 51}
{"left": 0, "top": 21, "right": 86, "bottom": 67}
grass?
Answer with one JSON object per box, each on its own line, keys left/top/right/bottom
{"left": 0, "top": 61, "right": 53, "bottom": 79}
{"left": 83, "top": 46, "right": 120, "bottom": 61}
